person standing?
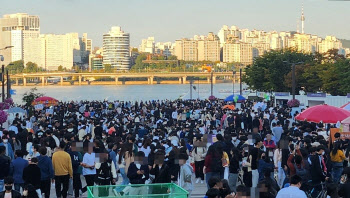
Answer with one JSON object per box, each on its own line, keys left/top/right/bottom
{"left": 23, "top": 157, "right": 41, "bottom": 197}
{"left": 330, "top": 142, "right": 346, "bottom": 184}
{"left": 0, "top": 146, "right": 11, "bottom": 191}
{"left": 178, "top": 153, "right": 194, "bottom": 197}
{"left": 52, "top": 141, "right": 73, "bottom": 198}
{"left": 127, "top": 151, "right": 149, "bottom": 195}
{"left": 0, "top": 136, "right": 14, "bottom": 160}
{"left": 250, "top": 138, "right": 262, "bottom": 188}
{"left": 0, "top": 176, "right": 21, "bottom": 198}
{"left": 10, "top": 150, "right": 28, "bottom": 192}
{"left": 37, "top": 147, "right": 54, "bottom": 198}
{"left": 192, "top": 138, "right": 206, "bottom": 184}
{"left": 81, "top": 146, "right": 96, "bottom": 194}
{"left": 67, "top": 144, "right": 82, "bottom": 198}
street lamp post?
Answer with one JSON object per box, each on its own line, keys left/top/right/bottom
{"left": 0, "top": 46, "right": 14, "bottom": 102}
{"left": 239, "top": 67, "right": 242, "bottom": 96}
{"left": 232, "top": 71, "right": 236, "bottom": 96}
{"left": 283, "top": 61, "right": 304, "bottom": 100}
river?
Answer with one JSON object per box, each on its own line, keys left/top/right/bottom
{"left": 11, "top": 83, "right": 248, "bottom": 104}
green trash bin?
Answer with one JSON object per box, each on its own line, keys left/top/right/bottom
{"left": 87, "top": 183, "right": 189, "bottom": 198}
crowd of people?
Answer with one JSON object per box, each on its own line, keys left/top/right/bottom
{"left": 0, "top": 99, "right": 349, "bottom": 198}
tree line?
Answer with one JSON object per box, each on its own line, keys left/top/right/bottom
{"left": 243, "top": 48, "right": 350, "bottom": 96}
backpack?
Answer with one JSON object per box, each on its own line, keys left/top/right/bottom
{"left": 294, "top": 163, "right": 308, "bottom": 182}
{"left": 211, "top": 155, "right": 223, "bottom": 173}
{"left": 98, "top": 159, "right": 112, "bottom": 179}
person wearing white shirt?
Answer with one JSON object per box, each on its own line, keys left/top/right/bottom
{"left": 8, "top": 122, "right": 18, "bottom": 134}
{"left": 276, "top": 175, "right": 307, "bottom": 198}
{"left": 81, "top": 150, "right": 96, "bottom": 193}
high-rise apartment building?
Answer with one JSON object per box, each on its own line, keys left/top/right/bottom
{"left": 155, "top": 42, "right": 174, "bottom": 56}
{"left": 175, "top": 39, "right": 198, "bottom": 61}
{"left": 223, "top": 42, "right": 253, "bottom": 66}
{"left": 318, "top": 36, "right": 342, "bottom": 54}
{"left": 43, "top": 34, "right": 74, "bottom": 70}
{"left": 139, "top": 37, "right": 155, "bottom": 54}
{"left": 198, "top": 32, "right": 220, "bottom": 62}
{"left": 103, "top": 26, "right": 130, "bottom": 71}
{"left": 0, "top": 13, "right": 40, "bottom": 65}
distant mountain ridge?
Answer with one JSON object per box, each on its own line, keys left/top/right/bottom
{"left": 340, "top": 39, "right": 350, "bottom": 48}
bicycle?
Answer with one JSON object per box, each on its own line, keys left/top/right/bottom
{"left": 305, "top": 181, "right": 327, "bottom": 198}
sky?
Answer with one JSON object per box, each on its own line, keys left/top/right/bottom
{"left": 1, "top": 0, "right": 349, "bottom": 47}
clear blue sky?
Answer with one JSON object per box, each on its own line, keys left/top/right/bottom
{"left": 2, "top": 0, "right": 349, "bottom": 47}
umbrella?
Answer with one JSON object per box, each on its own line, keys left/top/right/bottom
{"left": 222, "top": 105, "right": 235, "bottom": 110}
{"left": 32, "top": 96, "right": 59, "bottom": 106}
{"left": 209, "top": 95, "right": 216, "bottom": 101}
{"left": 341, "top": 102, "right": 350, "bottom": 111}
{"left": 7, "top": 107, "right": 26, "bottom": 114}
{"left": 224, "top": 95, "right": 246, "bottom": 102}
{"left": 295, "top": 104, "right": 350, "bottom": 124}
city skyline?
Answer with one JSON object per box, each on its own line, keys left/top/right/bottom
{"left": 2, "top": 0, "right": 350, "bottom": 47}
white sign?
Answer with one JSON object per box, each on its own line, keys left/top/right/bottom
{"left": 46, "top": 109, "right": 53, "bottom": 115}
{"left": 34, "top": 104, "right": 44, "bottom": 110}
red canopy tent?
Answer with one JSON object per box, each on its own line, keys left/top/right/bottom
{"left": 32, "top": 96, "right": 59, "bottom": 106}
{"left": 295, "top": 104, "right": 350, "bottom": 124}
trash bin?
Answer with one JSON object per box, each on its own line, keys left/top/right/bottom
{"left": 87, "top": 183, "right": 188, "bottom": 198}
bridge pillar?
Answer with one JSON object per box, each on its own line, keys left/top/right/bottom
{"left": 179, "top": 77, "right": 182, "bottom": 84}
{"left": 148, "top": 76, "right": 154, "bottom": 84}
{"left": 78, "top": 75, "right": 82, "bottom": 85}
{"left": 207, "top": 77, "right": 210, "bottom": 83}
{"left": 115, "top": 77, "right": 118, "bottom": 85}
{"left": 15, "top": 78, "right": 18, "bottom": 85}
{"left": 60, "top": 76, "right": 63, "bottom": 86}
{"left": 23, "top": 77, "right": 27, "bottom": 86}
{"left": 41, "top": 77, "right": 45, "bottom": 86}
{"left": 213, "top": 76, "right": 216, "bottom": 84}
{"left": 182, "top": 76, "right": 186, "bottom": 84}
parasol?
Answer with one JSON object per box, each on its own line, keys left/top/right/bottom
{"left": 222, "top": 105, "right": 235, "bottom": 110}
{"left": 224, "top": 95, "right": 246, "bottom": 102}
{"left": 295, "top": 104, "right": 350, "bottom": 124}
{"left": 340, "top": 102, "right": 350, "bottom": 111}
{"left": 32, "top": 96, "right": 59, "bottom": 106}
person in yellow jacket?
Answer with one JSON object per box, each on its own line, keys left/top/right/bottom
{"left": 52, "top": 141, "right": 72, "bottom": 198}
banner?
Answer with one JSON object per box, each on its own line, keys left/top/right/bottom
{"left": 330, "top": 128, "right": 350, "bottom": 142}
{"left": 307, "top": 93, "right": 326, "bottom": 97}
{"left": 275, "top": 92, "right": 290, "bottom": 96}
{"left": 45, "top": 109, "right": 53, "bottom": 115}
{"left": 34, "top": 104, "right": 44, "bottom": 110}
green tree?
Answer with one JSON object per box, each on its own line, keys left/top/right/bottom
{"left": 7, "top": 60, "right": 24, "bottom": 74}
{"left": 104, "top": 64, "right": 112, "bottom": 73}
{"left": 58, "top": 65, "right": 64, "bottom": 71}
{"left": 243, "top": 49, "right": 314, "bottom": 92}
{"left": 22, "top": 87, "right": 44, "bottom": 107}
{"left": 24, "top": 62, "right": 40, "bottom": 73}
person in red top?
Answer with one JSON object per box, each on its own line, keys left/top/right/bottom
{"left": 263, "top": 134, "right": 276, "bottom": 149}
{"left": 203, "top": 145, "right": 222, "bottom": 189}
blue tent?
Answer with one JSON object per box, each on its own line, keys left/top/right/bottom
{"left": 224, "top": 94, "right": 246, "bottom": 102}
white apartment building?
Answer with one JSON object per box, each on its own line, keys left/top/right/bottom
{"left": 197, "top": 33, "right": 220, "bottom": 62}
{"left": 139, "top": 37, "right": 155, "bottom": 54}
{"left": 223, "top": 42, "right": 253, "bottom": 66}
{"left": 0, "top": 13, "right": 40, "bottom": 65}
{"left": 175, "top": 39, "right": 198, "bottom": 61}
{"left": 155, "top": 42, "right": 174, "bottom": 56}
{"left": 318, "top": 36, "right": 342, "bottom": 54}
{"left": 103, "top": 26, "right": 131, "bottom": 71}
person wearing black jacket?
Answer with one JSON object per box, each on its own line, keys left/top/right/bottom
{"left": 127, "top": 151, "right": 149, "bottom": 195}
{"left": 228, "top": 147, "right": 241, "bottom": 193}
{"left": 23, "top": 157, "right": 41, "bottom": 192}
{"left": 150, "top": 152, "right": 171, "bottom": 195}
{"left": 0, "top": 146, "right": 10, "bottom": 192}
{"left": 0, "top": 177, "right": 21, "bottom": 198}
{"left": 309, "top": 145, "right": 328, "bottom": 187}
